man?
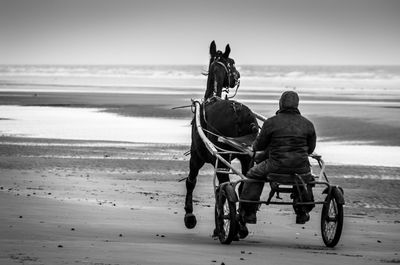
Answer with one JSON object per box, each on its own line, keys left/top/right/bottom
{"left": 240, "top": 91, "right": 316, "bottom": 224}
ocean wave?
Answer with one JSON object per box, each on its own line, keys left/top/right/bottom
{"left": 0, "top": 65, "right": 206, "bottom": 79}
{"left": 1, "top": 65, "right": 400, "bottom": 82}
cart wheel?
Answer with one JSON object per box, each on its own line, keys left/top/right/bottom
{"left": 216, "top": 190, "right": 237, "bottom": 244}
{"left": 321, "top": 190, "right": 343, "bottom": 247}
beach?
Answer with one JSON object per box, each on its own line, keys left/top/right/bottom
{"left": 1, "top": 65, "right": 400, "bottom": 265}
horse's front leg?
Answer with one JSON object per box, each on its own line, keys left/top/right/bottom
{"left": 184, "top": 152, "right": 204, "bottom": 229}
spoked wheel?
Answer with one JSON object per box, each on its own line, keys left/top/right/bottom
{"left": 216, "top": 190, "right": 237, "bottom": 244}
{"left": 321, "top": 190, "right": 344, "bottom": 247}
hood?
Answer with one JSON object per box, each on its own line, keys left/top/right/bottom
{"left": 279, "top": 91, "right": 299, "bottom": 110}
{"left": 276, "top": 91, "right": 300, "bottom": 114}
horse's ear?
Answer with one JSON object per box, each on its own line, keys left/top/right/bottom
{"left": 223, "top": 44, "right": 231, "bottom": 58}
{"left": 210, "top": 40, "right": 217, "bottom": 57}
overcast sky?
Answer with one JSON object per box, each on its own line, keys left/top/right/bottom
{"left": 1, "top": 0, "right": 399, "bottom": 65}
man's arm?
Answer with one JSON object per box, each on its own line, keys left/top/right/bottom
{"left": 252, "top": 120, "right": 271, "bottom": 152}
{"left": 307, "top": 123, "right": 316, "bottom": 154}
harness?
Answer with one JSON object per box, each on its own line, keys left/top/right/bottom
{"left": 201, "top": 99, "right": 242, "bottom": 138}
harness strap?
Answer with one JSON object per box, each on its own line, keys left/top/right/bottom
{"left": 214, "top": 61, "right": 230, "bottom": 76}
{"left": 207, "top": 57, "right": 241, "bottom": 99}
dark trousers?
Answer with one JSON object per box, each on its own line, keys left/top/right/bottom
{"left": 240, "top": 160, "right": 270, "bottom": 215}
{"left": 240, "top": 160, "right": 314, "bottom": 216}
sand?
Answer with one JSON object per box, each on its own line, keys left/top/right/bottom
{"left": 1, "top": 90, "right": 400, "bottom": 264}
{"left": 0, "top": 136, "right": 399, "bottom": 265}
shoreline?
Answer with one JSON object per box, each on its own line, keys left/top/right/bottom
{"left": 1, "top": 89, "right": 400, "bottom": 146}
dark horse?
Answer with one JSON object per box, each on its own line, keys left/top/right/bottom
{"left": 184, "top": 41, "right": 259, "bottom": 234}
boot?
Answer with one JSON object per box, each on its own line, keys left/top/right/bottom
{"left": 296, "top": 212, "right": 310, "bottom": 224}
{"left": 239, "top": 203, "right": 257, "bottom": 224}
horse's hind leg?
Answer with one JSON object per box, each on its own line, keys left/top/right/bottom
{"left": 236, "top": 155, "right": 254, "bottom": 239}
{"left": 184, "top": 152, "right": 204, "bottom": 229}
{"left": 237, "top": 155, "right": 254, "bottom": 194}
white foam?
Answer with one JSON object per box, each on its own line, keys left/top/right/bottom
{"left": 0, "top": 105, "right": 191, "bottom": 144}
{"left": 316, "top": 142, "right": 400, "bottom": 167}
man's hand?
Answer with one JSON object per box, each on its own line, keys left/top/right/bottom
{"left": 254, "top": 150, "right": 268, "bottom": 163}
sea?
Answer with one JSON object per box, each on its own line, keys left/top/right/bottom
{"left": 1, "top": 65, "right": 400, "bottom": 168}
{"left": 2, "top": 64, "right": 400, "bottom": 81}
{"left": 1, "top": 64, "right": 400, "bottom": 94}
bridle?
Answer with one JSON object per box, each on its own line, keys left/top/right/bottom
{"left": 210, "top": 57, "right": 240, "bottom": 98}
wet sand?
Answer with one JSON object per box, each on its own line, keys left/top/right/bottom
{"left": 1, "top": 91, "right": 400, "bottom": 264}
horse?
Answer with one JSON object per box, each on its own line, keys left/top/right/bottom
{"left": 203, "top": 40, "right": 240, "bottom": 100}
{"left": 184, "top": 41, "right": 259, "bottom": 236}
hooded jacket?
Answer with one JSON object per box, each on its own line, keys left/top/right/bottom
{"left": 253, "top": 91, "right": 316, "bottom": 173}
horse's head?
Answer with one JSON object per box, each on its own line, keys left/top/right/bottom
{"left": 204, "top": 41, "right": 240, "bottom": 99}
{"left": 209, "top": 40, "right": 240, "bottom": 89}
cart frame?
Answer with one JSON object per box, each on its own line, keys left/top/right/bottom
{"left": 192, "top": 100, "right": 344, "bottom": 247}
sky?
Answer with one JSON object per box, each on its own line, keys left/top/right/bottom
{"left": 0, "top": 0, "right": 399, "bottom": 65}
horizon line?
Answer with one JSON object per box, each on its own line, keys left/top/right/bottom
{"left": 1, "top": 63, "right": 400, "bottom": 67}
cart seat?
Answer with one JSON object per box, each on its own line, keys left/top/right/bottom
{"left": 267, "top": 172, "right": 314, "bottom": 185}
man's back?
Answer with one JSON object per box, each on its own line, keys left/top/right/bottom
{"left": 252, "top": 91, "right": 316, "bottom": 173}
{"left": 264, "top": 111, "right": 315, "bottom": 173}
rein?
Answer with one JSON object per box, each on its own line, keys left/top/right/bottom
{"left": 226, "top": 79, "right": 240, "bottom": 99}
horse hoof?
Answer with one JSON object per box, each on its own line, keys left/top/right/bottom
{"left": 238, "top": 222, "right": 249, "bottom": 239}
{"left": 184, "top": 213, "right": 197, "bottom": 229}
{"left": 212, "top": 228, "right": 219, "bottom": 238}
